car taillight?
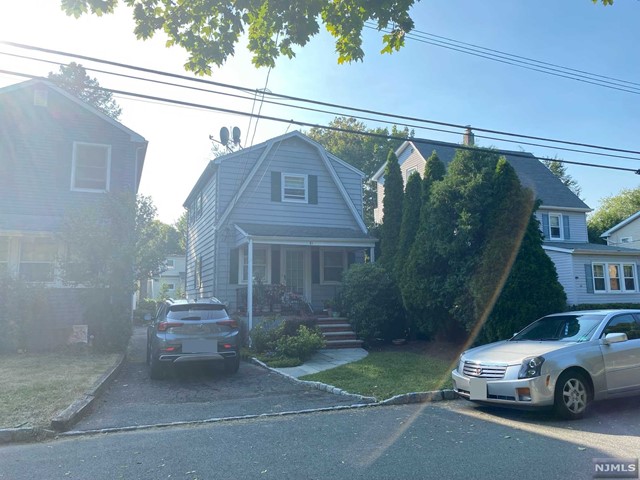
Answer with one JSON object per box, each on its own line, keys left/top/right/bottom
{"left": 157, "top": 321, "right": 184, "bottom": 332}
{"left": 218, "top": 319, "right": 238, "bottom": 328}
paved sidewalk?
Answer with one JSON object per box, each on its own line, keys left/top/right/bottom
{"left": 274, "top": 348, "right": 368, "bottom": 378}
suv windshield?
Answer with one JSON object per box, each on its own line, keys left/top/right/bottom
{"left": 167, "top": 304, "right": 229, "bottom": 321}
{"left": 510, "top": 314, "right": 604, "bottom": 342}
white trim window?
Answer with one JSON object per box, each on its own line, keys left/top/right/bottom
{"left": 592, "top": 262, "right": 637, "bottom": 293}
{"left": 549, "top": 213, "right": 563, "bottom": 240}
{"left": 620, "top": 237, "right": 632, "bottom": 244}
{"left": 405, "top": 166, "right": 418, "bottom": 182}
{"left": 282, "top": 174, "right": 307, "bottom": 202}
{"left": 165, "top": 283, "right": 176, "bottom": 291}
{"left": 165, "top": 259, "right": 175, "bottom": 268}
{"left": 19, "top": 237, "right": 57, "bottom": 282}
{"left": 321, "top": 249, "right": 346, "bottom": 284}
{"left": 240, "top": 246, "right": 270, "bottom": 284}
{"left": 71, "top": 142, "right": 111, "bottom": 192}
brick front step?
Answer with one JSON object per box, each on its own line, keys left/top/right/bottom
{"left": 317, "top": 323, "right": 352, "bottom": 332}
{"left": 324, "top": 339, "right": 364, "bottom": 349}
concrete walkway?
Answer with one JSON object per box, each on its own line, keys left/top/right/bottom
{"left": 273, "top": 348, "right": 368, "bottom": 378}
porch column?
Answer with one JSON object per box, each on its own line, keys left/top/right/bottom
{"left": 247, "top": 238, "right": 254, "bottom": 332}
{"left": 369, "top": 246, "right": 375, "bottom": 263}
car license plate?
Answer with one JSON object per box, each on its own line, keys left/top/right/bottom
{"left": 469, "top": 378, "right": 488, "bottom": 400}
{"left": 182, "top": 339, "right": 217, "bottom": 353}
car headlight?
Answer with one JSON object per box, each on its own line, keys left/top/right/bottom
{"left": 518, "top": 356, "right": 545, "bottom": 379}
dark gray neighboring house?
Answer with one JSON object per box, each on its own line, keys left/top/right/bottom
{"left": 0, "top": 79, "right": 147, "bottom": 349}
{"left": 372, "top": 132, "right": 640, "bottom": 306}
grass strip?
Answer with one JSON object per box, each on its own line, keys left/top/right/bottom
{"left": 0, "top": 353, "right": 118, "bottom": 429}
{"left": 300, "top": 351, "right": 455, "bottom": 400}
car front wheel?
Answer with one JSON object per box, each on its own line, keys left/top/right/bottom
{"left": 554, "top": 371, "right": 590, "bottom": 420}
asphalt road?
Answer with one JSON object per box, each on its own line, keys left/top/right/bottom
{"left": 72, "top": 328, "right": 370, "bottom": 432}
{"left": 1, "top": 398, "right": 637, "bottom": 480}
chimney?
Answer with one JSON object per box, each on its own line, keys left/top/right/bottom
{"left": 463, "top": 126, "right": 474, "bottom": 146}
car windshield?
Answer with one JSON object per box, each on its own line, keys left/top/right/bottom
{"left": 510, "top": 314, "right": 605, "bottom": 342}
{"left": 167, "top": 305, "right": 228, "bottom": 321}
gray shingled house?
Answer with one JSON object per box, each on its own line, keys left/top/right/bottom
{"left": 183, "top": 131, "right": 376, "bottom": 328}
{"left": 372, "top": 132, "right": 640, "bottom": 307}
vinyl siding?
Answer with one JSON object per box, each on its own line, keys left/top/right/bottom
{"left": 185, "top": 170, "right": 218, "bottom": 300}
{"left": 328, "top": 157, "right": 363, "bottom": 217}
{"left": 573, "top": 254, "right": 640, "bottom": 305}
{"left": 536, "top": 210, "right": 589, "bottom": 243}
{"left": 606, "top": 221, "right": 640, "bottom": 249}
{"left": 0, "top": 84, "right": 140, "bottom": 228}
{"left": 222, "top": 137, "right": 361, "bottom": 230}
{"left": 544, "top": 249, "right": 576, "bottom": 305}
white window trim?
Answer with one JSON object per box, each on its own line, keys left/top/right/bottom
{"left": 239, "top": 245, "right": 271, "bottom": 285}
{"left": 405, "top": 166, "right": 418, "bottom": 181}
{"left": 18, "top": 237, "right": 59, "bottom": 284}
{"left": 320, "top": 249, "right": 347, "bottom": 285}
{"left": 548, "top": 213, "right": 564, "bottom": 240}
{"left": 71, "top": 142, "right": 112, "bottom": 193}
{"left": 165, "top": 283, "right": 176, "bottom": 291}
{"left": 592, "top": 262, "right": 637, "bottom": 293}
{"left": 281, "top": 173, "right": 308, "bottom": 203}
{"left": 165, "top": 259, "right": 175, "bottom": 269}
{"left": 620, "top": 236, "right": 632, "bottom": 244}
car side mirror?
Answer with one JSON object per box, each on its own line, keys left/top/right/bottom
{"left": 143, "top": 313, "right": 152, "bottom": 323}
{"left": 603, "top": 332, "right": 628, "bottom": 345}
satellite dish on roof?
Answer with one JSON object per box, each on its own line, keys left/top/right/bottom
{"left": 220, "top": 127, "right": 230, "bottom": 146}
{"left": 232, "top": 126, "right": 241, "bottom": 145}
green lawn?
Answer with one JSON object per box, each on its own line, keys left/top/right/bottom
{"left": 300, "top": 351, "right": 456, "bottom": 400}
{"left": 0, "top": 353, "right": 119, "bottom": 429}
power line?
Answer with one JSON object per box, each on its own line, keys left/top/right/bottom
{"left": 3, "top": 40, "right": 640, "bottom": 157}
{"left": 2, "top": 68, "right": 636, "bottom": 175}
{"left": 366, "top": 23, "right": 640, "bottom": 95}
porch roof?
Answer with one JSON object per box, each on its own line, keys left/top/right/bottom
{"left": 234, "top": 223, "right": 376, "bottom": 247}
{"left": 543, "top": 241, "right": 640, "bottom": 256}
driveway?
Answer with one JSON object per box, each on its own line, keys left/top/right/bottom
{"left": 72, "top": 327, "right": 370, "bottom": 432}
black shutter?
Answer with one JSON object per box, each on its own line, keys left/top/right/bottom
{"left": 563, "top": 215, "right": 570, "bottom": 239}
{"left": 308, "top": 175, "right": 318, "bottom": 204}
{"left": 312, "top": 250, "right": 320, "bottom": 284}
{"left": 271, "top": 171, "right": 281, "bottom": 202}
{"left": 271, "top": 247, "right": 280, "bottom": 284}
{"left": 229, "top": 248, "right": 239, "bottom": 284}
{"left": 584, "top": 264, "right": 594, "bottom": 294}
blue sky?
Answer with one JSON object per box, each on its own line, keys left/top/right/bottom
{"left": 1, "top": 1, "right": 639, "bottom": 223}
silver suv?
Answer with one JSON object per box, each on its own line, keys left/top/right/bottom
{"left": 146, "top": 298, "right": 240, "bottom": 379}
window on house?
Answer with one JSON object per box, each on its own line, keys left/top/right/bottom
{"left": 406, "top": 166, "right": 418, "bottom": 182}
{"left": 19, "top": 238, "right": 57, "bottom": 282}
{"left": 0, "top": 237, "right": 8, "bottom": 275}
{"left": 165, "top": 283, "right": 176, "bottom": 291}
{"left": 621, "top": 237, "right": 632, "bottom": 244}
{"left": 321, "top": 250, "right": 345, "bottom": 284}
{"left": 282, "top": 174, "right": 307, "bottom": 202}
{"left": 592, "top": 262, "right": 637, "bottom": 293}
{"left": 71, "top": 142, "right": 111, "bottom": 192}
{"left": 549, "top": 213, "right": 562, "bottom": 239}
{"left": 166, "top": 259, "right": 175, "bottom": 268}
{"left": 240, "top": 246, "right": 269, "bottom": 284}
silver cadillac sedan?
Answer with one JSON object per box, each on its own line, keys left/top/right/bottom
{"left": 451, "top": 310, "right": 640, "bottom": 419}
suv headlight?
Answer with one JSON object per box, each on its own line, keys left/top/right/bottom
{"left": 518, "top": 356, "right": 545, "bottom": 379}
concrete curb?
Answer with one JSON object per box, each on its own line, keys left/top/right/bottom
{"left": 251, "top": 357, "right": 458, "bottom": 406}
{"left": 0, "top": 352, "right": 126, "bottom": 444}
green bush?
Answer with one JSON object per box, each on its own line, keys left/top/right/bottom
{"left": 83, "top": 290, "right": 132, "bottom": 353}
{"left": 341, "top": 263, "right": 406, "bottom": 342}
{"left": 274, "top": 325, "right": 324, "bottom": 361}
{"left": 249, "top": 316, "right": 324, "bottom": 362}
